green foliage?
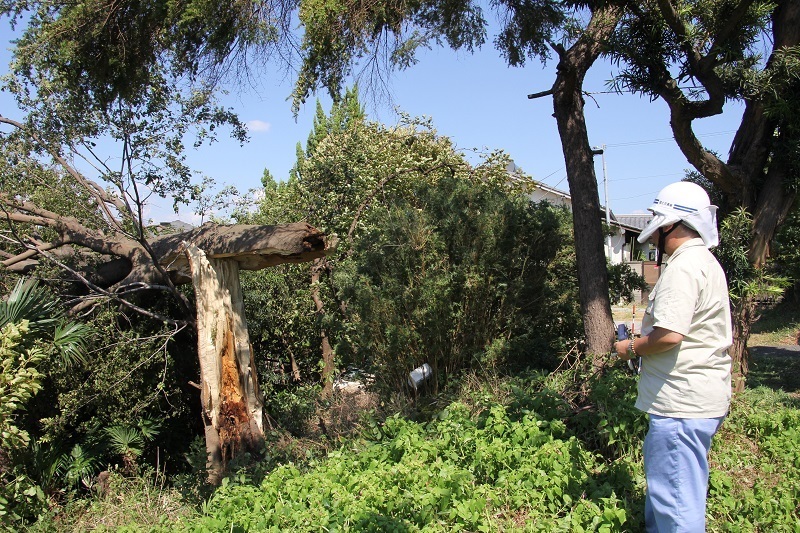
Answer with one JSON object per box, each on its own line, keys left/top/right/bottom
{"left": 573, "top": 370, "right": 648, "bottom": 461}
{"left": 265, "top": 384, "right": 321, "bottom": 437}
{"left": 609, "top": 0, "right": 774, "bottom": 101}
{"left": 241, "top": 98, "right": 582, "bottom": 430}
{"left": 28, "top": 307, "right": 197, "bottom": 464}
{"left": 0, "top": 302, "right": 197, "bottom": 522}
{"left": 29, "top": 468, "right": 194, "bottom": 532}
{"left": 606, "top": 262, "right": 648, "bottom": 305}
{"left": 104, "top": 424, "right": 148, "bottom": 472}
{"left": 492, "top": 0, "right": 566, "bottom": 67}
{"left": 706, "top": 387, "right": 800, "bottom": 530}
{"left": 0, "top": 322, "right": 48, "bottom": 525}
{"left": 178, "top": 391, "right": 630, "bottom": 532}
{"left": 232, "top": 375, "right": 793, "bottom": 531}
{"left": 26, "top": 364, "right": 800, "bottom": 531}
{"left": 3, "top": 0, "right": 280, "bottom": 117}
{"left": 749, "top": 300, "right": 800, "bottom": 347}
{"left": 715, "top": 208, "right": 788, "bottom": 303}
{"left": 0, "top": 278, "right": 95, "bottom": 526}
{"left": 241, "top": 97, "right": 578, "bottom": 424}
{"left": 292, "top": 0, "right": 488, "bottom": 112}
{"left": 0, "top": 278, "right": 92, "bottom": 368}
{"left": 772, "top": 204, "right": 800, "bottom": 301}
{"left": 335, "top": 177, "right": 573, "bottom": 393}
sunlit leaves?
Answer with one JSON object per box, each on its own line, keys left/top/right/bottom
{"left": 190, "top": 394, "right": 629, "bottom": 531}
{"left": 292, "top": 0, "right": 487, "bottom": 112}
{"left": 0, "top": 278, "right": 92, "bottom": 368}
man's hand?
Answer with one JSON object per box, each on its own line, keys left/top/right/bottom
{"left": 613, "top": 327, "right": 685, "bottom": 363}
{"left": 614, "top": 340, "right": 631, "bottom": 361}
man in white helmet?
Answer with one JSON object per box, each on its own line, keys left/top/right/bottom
{"left": 613, "top": 181, "right": 732, "bottom": 532}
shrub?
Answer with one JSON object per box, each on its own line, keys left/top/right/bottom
{"left": 606, "top": 262, "right": 648, "bottom": 304}
{"left": 335, "top": 178, "right": 574, "bottom": 396}
{"left": 177, "top": 396, "right": 630, "bottom": 532}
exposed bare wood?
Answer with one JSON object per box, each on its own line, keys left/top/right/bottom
{"left": 185, "top": 243, "right": 265, "bottom": 483}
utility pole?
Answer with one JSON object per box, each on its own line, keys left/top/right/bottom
{"left": 591, "top": 145, "right": 611, "bottom": 260}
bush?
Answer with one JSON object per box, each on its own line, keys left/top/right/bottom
{"left": 334, "top": 178, "right": 575, "bottom": 396}
{"left": 606, "top": 262, "right": 648, "bottom": 304}
{"left": 177, "top": 395, "right": 630, "bottom": 532}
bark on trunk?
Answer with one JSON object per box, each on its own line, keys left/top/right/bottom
{"left": 747, "top": 138, "right": 797, "bottom": 266}
{"left": 729, "top": 296, "right": 756, "bottom": 393}
{"left": 551, "top": 5, "right": 621, "bottom": 358}
{"left": 185, "top": 244, "right": 264, "bottom": 484}
{"left": 311, "top": 258, "right": 335, "bottom": 399}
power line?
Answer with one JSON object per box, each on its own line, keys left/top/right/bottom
{"left": 605, "top": 130, "right": 736, "bottom": 148}
{"left": 611, "top": 172, "right": 684, "bottom": 183}
{"left": 537, "top": 130, "right": 736, "bottom": 191}
{"left": 552, "top": 174, "right": 568, "bottom": 190}
{"left": 612, "top": 190, "right": 661, "bottom": 202}
{"left": 541, "top": 167, "right": 564, "bottom": 180}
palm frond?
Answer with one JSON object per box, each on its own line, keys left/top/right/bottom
{"left": 63, "top": 444, "right": 99, "bottom": 488}
{"left": 53, "top": 321, "right": 93, "bottom": 367}
{"left": 24, "top": 440, "right": 68, "bottom": 492}
{"left": 137, "top": 419, "right": 163, "bottom": 442}
{"left": 104, "top": 426, "right": 144, "bottom": 458}
{"left": 0, "top": 278, "right": 63, "bottom": 333}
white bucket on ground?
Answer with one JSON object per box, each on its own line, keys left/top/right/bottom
{"left": 407, "top": 363, "right": 432, "bottom": 390}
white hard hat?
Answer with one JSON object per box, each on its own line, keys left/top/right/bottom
{"left": 637, "top": 181, "right": 719, "bottom": 248}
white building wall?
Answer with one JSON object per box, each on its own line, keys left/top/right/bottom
{"left": 529, "top": 189, "right": 571, "bottom": 207}
{"left": 606, "top": 229, "right": 627, "bottom": 265}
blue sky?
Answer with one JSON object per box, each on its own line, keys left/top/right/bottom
{"left": 2, "top": 24, "right": 745, "bottom": 223}
{"left": 172, "top": 42, "right": 744, "bottom": 222}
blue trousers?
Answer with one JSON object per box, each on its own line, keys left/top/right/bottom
{"left": 644, "top": 414, "right": 725, "bottom": 532}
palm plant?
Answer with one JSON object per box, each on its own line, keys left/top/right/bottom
{"left": 0, "top": 278, "right": 94, "bottom": 523}
{"left": 63, "top": 444, "right": 100, "bottom": 489}
{"left": 0, "top": 278, "right": 92, "bottom": 366}
{"left": 21, "top": 440, "right": 68, "bottom": 495}
{"left": 102, "top": 419, "right": 161, "bottom": 475}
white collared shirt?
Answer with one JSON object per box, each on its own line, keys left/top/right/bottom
{"left": 636, "top": 238, "right": 733, "bottom": 418}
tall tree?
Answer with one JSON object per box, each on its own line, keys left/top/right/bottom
{"left": 609, "top": 0, "right": 800, "bottom": 387}
{"left": 527, "top": 5, "right": 623, "bottom": 357}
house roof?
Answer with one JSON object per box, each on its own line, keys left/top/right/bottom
{"left": 532, "top": 181, "right": 571, "bottom": 201}
{"left": 614, "top": 214, "right": 654, "bottom": 232}
{"left": 506, "top": 161, "right": 653, "bottom": 234}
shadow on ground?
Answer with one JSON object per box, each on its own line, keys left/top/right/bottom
{"left": 748, "top": 345, "right": 800, "bottom": 394}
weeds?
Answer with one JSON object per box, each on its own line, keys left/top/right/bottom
{"left": 749, "top": 301, "right": 800, "bottom": 346}
{"left": 24, "top": 365, "right": 800, "bottom": 532}
{"left": 28, "top": 468, "right": 191, "bottom": 532}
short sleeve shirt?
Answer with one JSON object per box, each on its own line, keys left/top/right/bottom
{"left": 636, "top": 238, "right": 733, "bottom": 418}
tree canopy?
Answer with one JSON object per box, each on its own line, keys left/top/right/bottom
{"left": 609, "top": 0, "right": 800, "bottom": 266}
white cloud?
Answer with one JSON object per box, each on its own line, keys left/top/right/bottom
{"left": 246, "top": 120, "right": 271, "bottom": 133}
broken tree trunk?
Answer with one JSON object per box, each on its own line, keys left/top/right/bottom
{"left": 175, "top": 223, "right": 334, "bottom": 484}
{"left": 185, "top": 244, "right": 264, "bottom": 485}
